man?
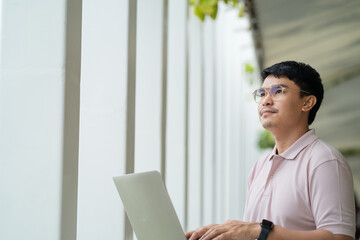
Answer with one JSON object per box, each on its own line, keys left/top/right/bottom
{"left": 186, "top": 61, "right": 355, "bottom": 240}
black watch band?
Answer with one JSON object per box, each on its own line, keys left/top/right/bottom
{"left": 258, "top": 219, "right": 274, "bottom": 240}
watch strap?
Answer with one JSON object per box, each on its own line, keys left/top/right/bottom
{"left": 258, "top": 219, "right": 273, "bottom": 240}
{"left": 257, "top": 226, "right": 271, "bottom": 240}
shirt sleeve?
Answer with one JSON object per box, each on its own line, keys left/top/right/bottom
{"left": 309, "top": 157, "right": 355, "bottom": 238}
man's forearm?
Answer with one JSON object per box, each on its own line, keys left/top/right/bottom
{"left": 266, "top": 225, "right": 354, "bottom": 240}
{"left": 186, "top": 220, "right": 354, "bottom": 240}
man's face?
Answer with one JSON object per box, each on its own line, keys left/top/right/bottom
{"left": 257, "top": 75, "right": 307, "bottom": 132}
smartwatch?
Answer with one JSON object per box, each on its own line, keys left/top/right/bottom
{"left": 258, "top": 219, "right": 274, "bottom": 240}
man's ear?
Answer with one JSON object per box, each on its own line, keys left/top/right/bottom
{"left": 302, "top": 95, "right": 317, "bottom": 112}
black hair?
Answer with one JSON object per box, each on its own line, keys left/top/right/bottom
{"left": 261, "top": 61, "right": 324, "bottom": 125}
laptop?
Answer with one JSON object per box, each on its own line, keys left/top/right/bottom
{"left": 113, "top": 171, "right": 187, "bottom": 240}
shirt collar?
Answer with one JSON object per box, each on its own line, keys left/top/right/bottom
{"left": 267, "top": 129, "right": 318, "bottom": 161}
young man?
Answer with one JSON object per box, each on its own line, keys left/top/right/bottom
{"left": 186, "top": 61, "right": 355, "bottom": 240}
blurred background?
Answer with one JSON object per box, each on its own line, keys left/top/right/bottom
{"left": 0, "top": 0, "right": 359, "bottom": 239}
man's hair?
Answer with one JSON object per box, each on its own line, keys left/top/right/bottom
{"left": 261, "top": 61, "right": 324, "bottom": 125}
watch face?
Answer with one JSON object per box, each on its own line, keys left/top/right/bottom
{"left": 261, "top": 219, "right": 274, "bottom": 229}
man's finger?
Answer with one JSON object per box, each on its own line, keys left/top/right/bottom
{"left": 188, "top": 230, "right": 205, "bottom": 240}
{"left": 185, "top": 230, "right": 194, "bottom": 239}
{"left": 187, "top": 224, "right": 219, "bottom": 240}
{"left": 213, "top": 233, "right": 226, "bottom": 240}
{"left": 187, "top": 228, "right": 208, "bottom": 240}
{"left": 199, "top": 226, "right": 227, "bottom": 240}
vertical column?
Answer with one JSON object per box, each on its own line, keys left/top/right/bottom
{"left": 187, "top": 11, "right": 203, "bottom": 230}
{"left": 227, "top": 12, "right": 244, "bottom": 219}
{"left": 124, "top": 0, "right": 137, "bottom": 239}
{"left": 77, "top": 0, "right": 135, "bottom": 239}
{"left": 214, "top": 3, "right": 227, "bottom": 223}
{"left": 165, "top": 0, "right": 188, "bottom": 228}
{"left": 160, "top": 0, "right": 168, "bottom": 179}
{"left": 222, "top": 17, "right": 232, "bottom": 220}
{"left": 199, "top": 21, "right": 206, "bottom": 228}
{"left": 126, "top": 0, "right": 137, "bottom": 176}
{"left": 211, "top": 22, "right": 219, "bottom": 225}
{"left": 184, "top": 2, "right": 190, "bottom": 231}
{"left": 61, "top": 0, "right": 82, "bottom": 239}
{"left": 134, "top": 0, "right": 166, "bottom": 173}
{"left": 216, "top": 5, "right": 246, "bottom": 221}
{"left": 202, "top": 18, "right": 216, "bottom": 225}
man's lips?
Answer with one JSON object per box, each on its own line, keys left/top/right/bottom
{"left": 260, "top": 107, "right": 278, "bottom": 116}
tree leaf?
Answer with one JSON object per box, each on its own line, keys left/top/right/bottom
{"left": 245, "top": 63, "right": 255, "bottom": 74}
{"left": 194, "top": 7, "right": 205, "bottom": 21}
{"left": 238, "top": 5, "right": 245, "bottom": 17}
{"left": 210, "top": 4, "right": 218, "bottom": 20}
{"left": 199, "top": 0, "right": 218, "bottom": 14}
{"left": 204, "top": 0, "right": 218, "bottom": 5}
{"left": 189, "top": 0, "right": 244, "bottom": 21}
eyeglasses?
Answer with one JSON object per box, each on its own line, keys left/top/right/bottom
{"left": 252, "top": 84, "right": 310, "bottom": 103}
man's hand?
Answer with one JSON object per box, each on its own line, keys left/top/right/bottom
{"left": 185, "top": 220, "right": 261, "bottom": 240}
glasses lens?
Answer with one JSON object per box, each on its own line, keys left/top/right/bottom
{"left": 253, "top": 86, "right": 286, "bottom": 103}
{"left": 254, "top": 88, "right": 265, "bottom": 102}
{"left": 269, "top": 85, "right": 284, "bottom": 100}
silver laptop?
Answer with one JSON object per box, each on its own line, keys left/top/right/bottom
{"left": 113, "top": 171, "right": 186, "bottom": 240}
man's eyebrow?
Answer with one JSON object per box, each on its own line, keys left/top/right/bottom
{"left": 261, "top": 84, "right": 289, "bottom": 89}
{"left": 273, "top": 84, "right": 288, "bottom": 88}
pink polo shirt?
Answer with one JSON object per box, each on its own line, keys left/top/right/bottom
{"left": 243, "top": 129, "right": 355, "bottom": 237}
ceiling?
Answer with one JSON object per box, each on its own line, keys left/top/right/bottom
{"left": 251, "top": 0, "right": 360, "bottom": 151}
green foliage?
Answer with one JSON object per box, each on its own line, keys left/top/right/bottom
{"left": 238, "top": 5, "right": 245, "bottom": 17}
{"left": 244, "top": 62, "right": 255, "bottom": 86}
{"left": 340, "top": 148, "right": 360, "bottom": 158}
{"left": 189, "top": 0, "right": 244, "bottom": 21}
{"left": 258, "top": 130, "right": 275, "bottom": 150}
{"left": 244, "top": 63, "right": 254, "bottom": 74}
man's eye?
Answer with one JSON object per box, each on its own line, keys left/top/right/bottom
{"left": 259, "top": 91, "right": 266, "bottom": 97}
{"left": 273, "top": 88, "right": 283, "bottom": 95}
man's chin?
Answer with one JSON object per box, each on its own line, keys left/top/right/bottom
{"left": 261, "top": 120, "right": 275, "bottom": 130}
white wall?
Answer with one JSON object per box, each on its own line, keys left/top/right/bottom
{"left": 0, "top": 0, "right": 82, "bottom": 240}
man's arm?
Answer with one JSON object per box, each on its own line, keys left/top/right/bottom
{"left": 268, "top": 224, "right": 354, "bottom": 240}
{"left": 185, "top": 220, "right": 355, "bottom": 240}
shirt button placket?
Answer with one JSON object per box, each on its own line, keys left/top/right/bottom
{"left": 264, "top": 156, "right": 282, "bottom": 196}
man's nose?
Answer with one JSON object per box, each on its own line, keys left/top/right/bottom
{"left": 261, "top": 92, "right": 273, "bottom": 106}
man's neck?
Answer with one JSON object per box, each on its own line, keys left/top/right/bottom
{"left": 271, "top": 126, "right": 309, "bottom": 155}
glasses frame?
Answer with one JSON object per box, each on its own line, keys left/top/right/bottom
{"left": 252, "top": 84, "right": 311, "bottom": 103}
